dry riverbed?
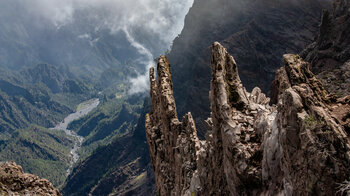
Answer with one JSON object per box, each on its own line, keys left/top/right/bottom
{"left": 51, "top": 98, "right": 100, "bottom": 175}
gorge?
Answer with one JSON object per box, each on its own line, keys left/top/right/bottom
{"left": 51, "top": 98, "right": 100, "bottom": 175}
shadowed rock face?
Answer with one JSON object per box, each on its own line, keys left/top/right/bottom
{"left": 146, "top": 43, "right": 350, "bottom": 196}
{"left": 302, "top": 0, "right": 350, "bottom": 97}
{"left": 168, "top": 0, "right": 332, "bottom": 138}
{"left": 0, "top": 161, "right": 61, "bottom": 196}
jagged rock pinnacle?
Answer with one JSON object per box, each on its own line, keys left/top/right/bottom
{"left": 211, "top": 42, "right": 250, "bottom": 111}
{"left": 146, "top": 43, "right": 350, "bottom": 196}
{"left": 146, "top": 55, "right": 200, "bottom": 196}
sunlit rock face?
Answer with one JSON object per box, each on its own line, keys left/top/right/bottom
{"left": 146, "top": 42, "right": 350, "bottom": 196}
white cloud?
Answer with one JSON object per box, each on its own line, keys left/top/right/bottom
{"left": 21, "top": 0, "right": 194, "bottom": 44}
{"left": 78, "top": 34, "right": 90, "bottom": 39}
{"left": 78, "top": 34, "right": 100, "bottom": 46}
{"left": 21, "top": 0, "right": 74, "bottom": 28}
{"left": 123, "top": 27, "right": 154, "bottom": 95}
{"left": 17, "top": 0, "right": 194, "bottom": 94}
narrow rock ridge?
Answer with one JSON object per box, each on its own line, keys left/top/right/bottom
{"left": 0, "top": 161, "right": 61, "bottom": 196}
{"left": 146, "top": 43, "right": 350, "bottom": 196}
{"left": 146, "top": 56, "right": 200, "bottom": 195}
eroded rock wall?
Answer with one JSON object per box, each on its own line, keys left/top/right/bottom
{"left": 146, "top": 43, "right": 350, "bottom": 196}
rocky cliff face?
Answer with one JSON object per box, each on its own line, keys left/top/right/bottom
{"left": 168, "top": 0, "right": 331, "bottom": 137}
{"left": 301, "top": 0, "right": 350, "bottom": 98}
{"left": 0, "top": 161, "right": 61, "bottom": 195}
{"left": 146, "top": 43, "right": 350, "bottom": 195}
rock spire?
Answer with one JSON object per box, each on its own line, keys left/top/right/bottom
{"left": 146, "top": 43, "right": 350, "bottom": 196}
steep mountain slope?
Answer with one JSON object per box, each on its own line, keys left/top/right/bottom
{"left": 0, "top": 63, "right": 98, "bottom": 189}
{"left": 168, "top": 0, "right": 332, "bottom": 136}
{"left": 0, "top": 81, "right": 71, "bottom": 137}
{"left": 146, "top": 43, "right": 350, "bottom": 195}
{"left": 62, "top": 100, "right": 154, "bottom": 196}
{"left": 302, "top": 0, "right": 350, "bottom": 97}
{"left": 0, "top": 1, "right": 188, "bottom": 195}
{"left": 19, "top": 64, "right": 88, "bottom": 94}
{"left": 0, "top": 63, "right": 95, "bottom": 137}
{"left": 66, "top": 96, "right": 143, "bottom": 160}
{"left": 61, "top": 1, "right": 341, "bottom": 194}
{"left": 0, "top": 125, "right": 74, "bottom": 187}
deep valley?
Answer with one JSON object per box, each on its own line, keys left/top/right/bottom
{"left": 0, "top": 0, "right": 349, "bottom": 195}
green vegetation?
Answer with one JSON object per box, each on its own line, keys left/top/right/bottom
{"left": 52, "top": 93, "right": 95, "bottom": 111}
{"left": 0, "top": 125, "right": 74, "bottom": 187}
{"left": 0, "top": 63, "right": 98, "bottom": 136}
{"left": 304, "top": 115, "right": 318, "bottom": 130}
{"left": 76, "top": 99, "right": 98, "bottom": 111}
{"left": 304, "top": 114, "right": 327, "bottom": 131}
{"left": 0, "top": 62, "right": 104, "bottom": 189}
{"left": 0, "top": 59, "right": 145, "bottom": 193}
{"left": 68, "top": 95, "right": 143, "bottom": 161}
{"left": 0, "top": 88, "right": 71, "bottom": 135}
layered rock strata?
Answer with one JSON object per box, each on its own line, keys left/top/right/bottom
{"left": 0, "top": 161, "right": 61, "bottom": 196}
{"left": 146, "top": 42, "right": 350, "bottom": 195}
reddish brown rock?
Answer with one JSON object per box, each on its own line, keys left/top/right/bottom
{"left": 0, "top": 161, "right": 61, "bottom": 196}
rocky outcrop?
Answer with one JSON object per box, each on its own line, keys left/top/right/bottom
{"left": 146, "top": 43, "right": 350, "bottom": 195}
{"left": 0, "top": 161, "right": 61, "bottom": 196}
{"left": 145, "top": 57, "right": 200, "bottom": 195}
